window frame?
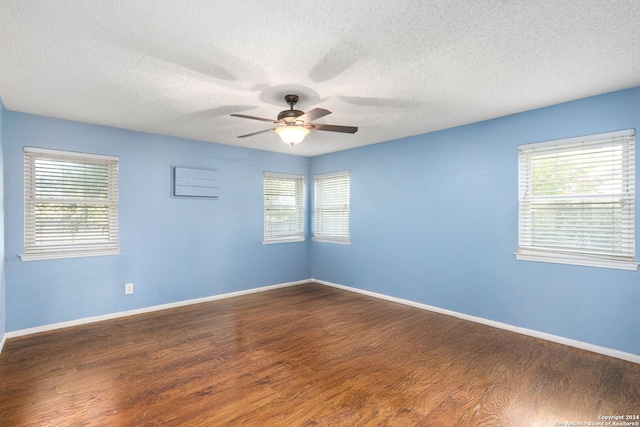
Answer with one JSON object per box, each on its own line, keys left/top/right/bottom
{"left": 262, "top": 172, "right": 305, "bottom": 244}
{"left": 21, "top": 147, "right": 120, "bottom": 261}
{"left": 313, "top": 170, "right": 351, "bottom": 245}
{"left": 515, "top": 129, "right": 637, "bottom": 270}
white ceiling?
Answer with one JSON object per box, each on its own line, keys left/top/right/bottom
{"left": 1, "top": 1, "right": 639, "bottom": 157}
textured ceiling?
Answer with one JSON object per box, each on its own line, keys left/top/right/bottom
{"left": 1, "top": 1, "right": 639, "bottom": 156}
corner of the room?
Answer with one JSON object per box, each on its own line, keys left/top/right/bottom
{"left": 0, "top": 96, "right": 7, "bottom": 354}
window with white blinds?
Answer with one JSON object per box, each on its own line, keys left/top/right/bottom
{"left": 21, "top": 147, "right": 120, "bottom": 261}
{"left": 263, "top": 172, "right": 304, "bottom": 244}
{"left": 314, "top": 171, "right": 350, "bottom": 244}
{"left": 516, "top": 129, "right": 636, "bottom": 270}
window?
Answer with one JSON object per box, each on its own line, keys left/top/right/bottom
{"left": 263, "top": 172, "right": 304, "bottom": 244}
{"left": 21, "top": 147, "right": 119, "bottom": 261}
{"left": 516, "top": 130, "right": 636, "bottom": 270}
{"left": 314, "top": 171, "right": 350, "bottom": 244}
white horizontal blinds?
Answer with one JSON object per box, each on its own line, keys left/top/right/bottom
{"left": 263, "top": 173, "right": 304, "bottom": 242}
{"left": 518, "top": 130, "right": 635, "bottom": 261}
{"left": 24, "top": 147, "right": 119, "bottom": 259}
{"left": 314, "top": 171, "right": 350, "bottom": 243}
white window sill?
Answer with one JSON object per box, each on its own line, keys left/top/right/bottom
{"left": 262, "top": 237, "right": 305, "bottom": 245}
{"left": 515, "top": 251, "right": 638, "bottom": 271}
{"left": 312, "top": 237, "right": 351, "bottom": 245}
{"left": 20, "top": 248, "right": 120, "bottom": 261}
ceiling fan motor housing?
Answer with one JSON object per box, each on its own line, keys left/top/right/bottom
{"left": 278, "top": 109, "right": 305, "bottom": 122}
{"left": 279, "top": 94, "right": 304, "bottom": 123}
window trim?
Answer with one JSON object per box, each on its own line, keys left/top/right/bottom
{"left": 515, "top": 129, "right": 637, "bottom": 271}
{"left": 313, "top": 170, "right": 351, "bottom": 245}
{"left": 262, "top": 172, "right": 305, "bottom": 244}
{"left": 20, "top": 147, "right": 120, "bottom": 261}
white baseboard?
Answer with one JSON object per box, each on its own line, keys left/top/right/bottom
{"left": 6, "top": 278, "right": 639, "bottom": 365}
{"left": 6, "top": 279, "right": 309, "bottom": 339}
{"left": 312, "top": 278, "right": 640, "bottom": 365}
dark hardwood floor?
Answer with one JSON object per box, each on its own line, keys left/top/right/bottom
{"left": 1, "top": 282, "right": 639, "bottom": 426}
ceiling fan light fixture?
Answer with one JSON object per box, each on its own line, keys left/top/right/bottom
{"left": 275, "top": 125, "right": 310, "bottom": 146}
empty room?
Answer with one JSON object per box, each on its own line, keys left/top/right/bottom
{"left": 1, "top": 1, "right": 639, "bottom": 426}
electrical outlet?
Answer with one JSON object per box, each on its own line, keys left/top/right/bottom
{"left": 125, "top": 283, "right": 134, "bottom": 294}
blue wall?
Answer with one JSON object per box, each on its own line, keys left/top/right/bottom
{"left": 3, "top": 87, "right": 639, "bottom": 357}
{"left": 310, "top": 86, "right": 640, "bottom": 356}
{"left": 0, "top": 98, "right": 6, "bottom": 342}
{"left": 4, "top": 112, "right": 310, "bottom": 331}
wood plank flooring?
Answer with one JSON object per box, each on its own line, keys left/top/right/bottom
{"left": 1, "top": 282, "right": 639, "bottom": 426}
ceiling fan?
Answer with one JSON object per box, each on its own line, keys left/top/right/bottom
{"left": 231, "top": 94, "right": 358, "bottom": 145}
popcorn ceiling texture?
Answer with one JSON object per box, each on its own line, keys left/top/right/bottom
{"left": 1, "top": 0, "right": 639, "bottom": 156}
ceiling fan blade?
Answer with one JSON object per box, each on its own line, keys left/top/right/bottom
{"left": 310, "top": 123, "right": 358, "bottom": 134}
{"left": 237, "top": 128, "right": 274, "bottom": 138}
{"left": 296, "top": 108, "right": 332, "bottom": 123}
{"left": 231, "top": 113, "right": 277, "bottom": 123}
